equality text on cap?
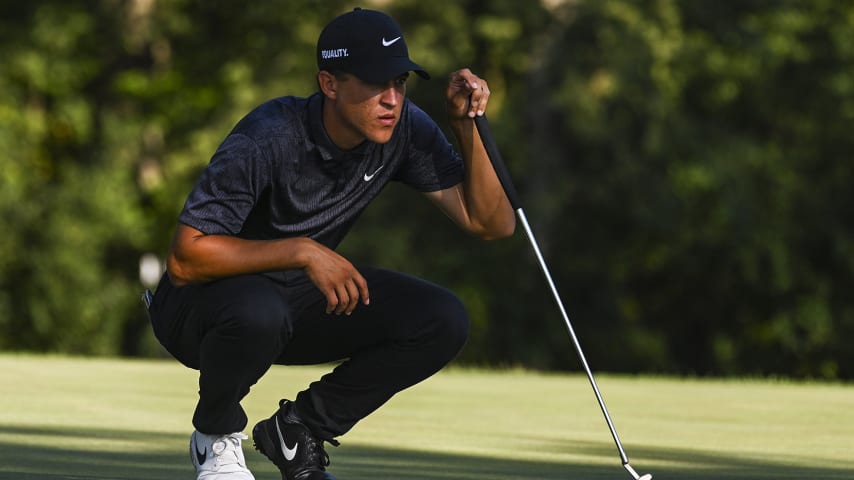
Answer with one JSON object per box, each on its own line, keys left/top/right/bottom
{"left": 316, "top": 7, "right": 430, "bottom": 84}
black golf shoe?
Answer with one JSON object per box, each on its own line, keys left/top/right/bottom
{"left": 252, "top": 399, "right": 338, "bottom": 480}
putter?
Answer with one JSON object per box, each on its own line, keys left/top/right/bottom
{"left": 474, "top": 115, "right": 652, "bottom": 480}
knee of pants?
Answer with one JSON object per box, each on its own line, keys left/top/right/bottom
{"left": 443, "top": 294, "right": 471, "bottom": 351}
{"left": 415, "top": 289, "right": 471, "bottom": 361}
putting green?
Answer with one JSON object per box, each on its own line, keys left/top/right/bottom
{"left": 0, "top": 354, "right": 850, "bottom": 479}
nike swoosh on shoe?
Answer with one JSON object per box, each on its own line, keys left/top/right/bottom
{"left": 276, "top": 419, "right": 299, "bottom": 461}
{"left": 196, "top": 445, "right": 207, "bottom": 466}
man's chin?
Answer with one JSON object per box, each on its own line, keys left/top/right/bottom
{"left": 366, "top": 129, "right": 395, "bottom": 144}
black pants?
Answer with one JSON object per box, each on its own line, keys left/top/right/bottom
{"left": 148, "top": 267, "right": 469, "bottom": 440}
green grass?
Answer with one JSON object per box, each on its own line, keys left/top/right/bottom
{"left": 0, "top": 354, "right": 851, "bottom": 479}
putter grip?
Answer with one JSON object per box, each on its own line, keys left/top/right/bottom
{"left": 474, "top": 115, "right": 522, "bottom": 210}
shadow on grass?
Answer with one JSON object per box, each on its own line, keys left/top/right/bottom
{"left": 0, "top": 425, "right": 850, "bottom": 480}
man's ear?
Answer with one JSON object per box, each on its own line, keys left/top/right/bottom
{"left": 317, "top": 70, "right": 338, "bottom": 99}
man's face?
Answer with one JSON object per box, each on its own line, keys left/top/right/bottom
{"left": 322, "top": 72, "right": 409, "bottom": 149}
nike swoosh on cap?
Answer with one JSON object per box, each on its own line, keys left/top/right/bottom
{"left": 382, "top": 36, "right": 401, "bottom": 47}
{"left": 276, "top": 420, "right": 299, "bottom": 461}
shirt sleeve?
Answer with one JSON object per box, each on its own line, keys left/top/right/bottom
{"left": 178, "top": 133, "right": 269, "bottom": 235}
{"left": 394, "top": 102, "right": 465, "bottom": 192}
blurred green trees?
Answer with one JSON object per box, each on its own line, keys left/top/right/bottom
{"left": 1, "top": 0, "right": 852, "bottom": 378}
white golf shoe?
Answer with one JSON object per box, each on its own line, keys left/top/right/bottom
{"left": 190, "top": 430, "right": 255, "bottom": 479}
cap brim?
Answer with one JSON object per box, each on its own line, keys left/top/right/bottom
{"left": 348, "top": 57, "right": 430, "bottom": 84}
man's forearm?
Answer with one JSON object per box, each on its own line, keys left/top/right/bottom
{"left": 450, "top": 118, "right": 516, "bottom": 239}
{"left": 167, "top": 225, "right": 313, "bottom": 286}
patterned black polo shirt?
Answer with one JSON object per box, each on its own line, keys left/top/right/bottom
{"left": 178, "top": 92, "right": 464, "bottom": 249}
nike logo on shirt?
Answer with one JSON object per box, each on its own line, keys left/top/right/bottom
{"left": 195, "top": 446, "right": 207, "bottom": 466}
{"left": 382, "top": 36, "right": 401, "bottom": 47}
{"left": 363, "top": 164, "right": 384, "bottom": 182}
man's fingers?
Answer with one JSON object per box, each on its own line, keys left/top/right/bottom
{"left": 354, "top": 272, "right": 370, "bottom": 306}
{"left": 342, "top": 273, "right": 370, "bottom": 314}
{"left": 343, "top": 279, "right": 360, "bottom": 315}
{"left": 451, "top": 68, "right": 477, "bottom": 88}
{"left": 469, "top": 80, "right": 490, "bottom": 118}
{"left": 324, "top": 273, "right": 370, "bottom": 315}
{"left": 448, "top": 68, "right": 490, "bottom": 118}
{"left": 303, "top": 241, "right": 370, "bottom": 315}
{"left": 324, "top": 289, "right": 339, "bottom": 314}
{"left": 330, "top": 284, "right": 349, "bottom": 315}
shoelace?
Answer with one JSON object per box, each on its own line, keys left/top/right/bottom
{"left": 211, "top": 432, "right": 249, "bottom": 467}
{"left": 305, "top": 437, "right": 330, "bottom": 468}
{"left": 306, "top": 434, "right": 341, "bottom": 469}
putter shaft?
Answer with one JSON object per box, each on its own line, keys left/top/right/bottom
{"left": 474, "top": 114, "right": 651, "bottom": 480}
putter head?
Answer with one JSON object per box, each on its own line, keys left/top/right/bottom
{"left": 624, "top": 463, "right": 652, "bottom": 480}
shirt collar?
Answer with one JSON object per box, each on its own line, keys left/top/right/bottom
{"left": 307, "top": 93, "right": 369, "bottom": 167}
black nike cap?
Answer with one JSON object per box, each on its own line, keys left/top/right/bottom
{"left": 316, "top": 8, "right": 430, "bottom": 84}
